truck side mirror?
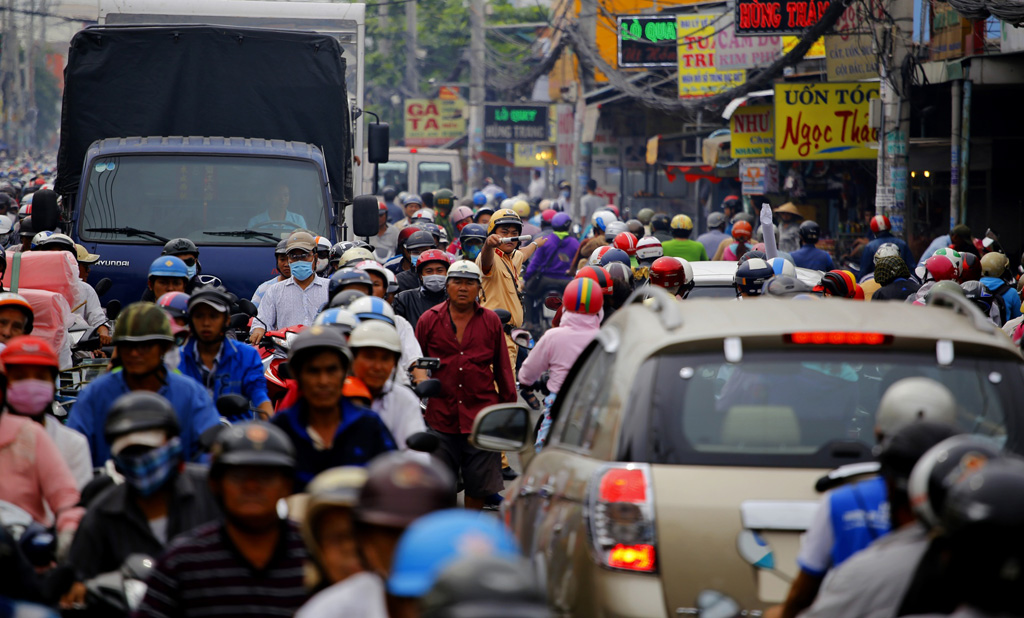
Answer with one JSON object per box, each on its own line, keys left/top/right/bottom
{"left": 367, "top": 122, "right": 389, "bottom": 164}
{"left": 352, "top": 195, "right": 381, "bottom": 237}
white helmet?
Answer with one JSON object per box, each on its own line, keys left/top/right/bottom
{"left": 875, "top": 377, "right": 957, "bottom": 438}
{"left": 383, "top": 267, "right": 398, "bottom": 295}
{"left": 767, "top": 256, "right": 797, "bottom": 278}
{"left": 636, "top": 236, "right": 663, "bottom": 261}
{"left": 604, "top": 221, "right": 628, "bottom": 242}
{"left": 412, "top": 208, "right": 436, "bottom": 223}
{"left": 592, "top": 210, "right": 617, "bottom": 230}
{"left": 31, "top": 231, "right": 75, "bottom": 251}
{"left": 352, "top": 259, "right": 389, "bottom": 285}
{"left": 349, "top": 320, "right": 402, "bottom": 355}
{"left": 874, "top": 242, "right": 901, "bottom": 265}
{"left": 347, "top": 296, "right": 396, "bottom": 326}
{"left": 674, "top": 257, "right": 694, "bottom": 284}
{"left": 447, "top": 260, "right": 482, "bottom": 282}
{"left": 340, "top": 247, "right": 375, "bottom": 267}
{"left": 907, "top": 434, "right": 1001, "bottom": 530}
{"left": 500, "top": 198, "right": 516, "bottom": 211}
{"left": 538, "top": 199, "right": 552, "bottom": 212}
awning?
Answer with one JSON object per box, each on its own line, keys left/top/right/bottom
{"left": 480, "top": 151, "right": 515, "bottom": 168}
{"left": 661, "top": 163, "right": 723, "bottom": 184}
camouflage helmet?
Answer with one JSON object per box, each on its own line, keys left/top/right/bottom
{"left": 433, "top": 188, "right": 456, "bottom": 213}
{"left": 113, "top": 302, "right": 175, "bottom": 345}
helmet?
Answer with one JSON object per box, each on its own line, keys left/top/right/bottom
{"left": 487, "top": 209, "right": 522, "bottom": 235}
{"left": 403, "top": 194, "right": 424, "bottom": 208}
{"left": 926, "top": 280, "right": 967, "bottom": 306}
{"left": 869, "top": 215, "right": 891, "bottom": 234}
{"left": 562, "top": 278, "right": 603, "bottom": 315}
{"left": 313, "top": 308, "right": 360, "bottom": 337}
{"left": 876, "top": 377, "right": 957, "bottom": 438}
{"left": 329, "top": 268, "right": 374, "bottom": 300}
{"left": 382, "top": 186, "right": 398, "bottom": 203}
{"left": 0, "top": 293, "right": 34, "bottom": 333}
{"left": 18, "top": 217, "right": 33, "bottom": 238}
{"left": 434, "top": 189, "right": 456, "bottom": 213}
{"left": 670, "top": 214, "right": 693, "bottom": 231}
{"left": 707, "top": 212, "right": 727, "bottom": 229}
{"left": 0, "top": 335, "right": 58, "bottom": 373}
{"left": 650, "top": 213, "right": 671, "bottom": 232}
{"left": 397, "top": 226, "right": 422, "bottom": 251}
{"left": 576, "top": 265, "right": 614, "bottom": 296}
{"left": 925, "top": 254, "right": 960, "bottom": 282}
{"left": 511, "top": 199, "right": 531, "bottom": 218}
{"left": 767, "top": 256, "right": 796, "bottom": 278}
{"left": 798, "top": 220, "right": 820, "bottom": 244}
{"left": 589, "top": 245, "right": 613, "bottom": 266}
{"left": 601, "top": 204, "right": 620, "bottom": 219}
{"left": 344, "top": 377, "right": 372, "bottom": 401}
{"left": 302, "top": 466, "right": 369, "bottom": 566}
{"left": 604, "top": 262, "right": 632, "bottom": 285}
{"left": 75, "top": 244, "right": 100, "bottom": 264}
{"left": 451, "top": 206, "right": 474, "bottom": 228}
{"left": 31, "top": 231, "right": 75, "bottom": 252}
{"left": 499, "top": 198, "right": 515, "bottom": 211}
{"left": 731, "top": 220, "right": 753, "bottom": 242}
{"left": 351, "top": 260, "right": 389, "bottom": 285}
{"left": 472, "top": 192, "right": 487, "bottom": 207}
{"left": 275, "top": 239, "right": 290, "bottom": 255}
{"left": 347, "top": 296, "right": 397, "bottom": 326}
{"left": 819, "top": 270, "right": 858, "bottom": 298}
{"left": 113, "top": 302, "right": 175, "bottom": 344}
{"left": 591, "top": 211, "right": 617, "bottom": 233}
{"left": 604, "top": 221, "right": 628, "bottom": 243}
{"left": 874, "top": 242, "right": 901, "bottom": 264}
{"left": 328, "top": 289, "right": 367, "bottom": 309}
{"left": 288, "top": 324, "right": 354, "bottom": 371}
{"left": 104, "top": 392, "right": 181, "bottom": 457}
{"left": 877, "top": 421, "right": 961, "bottom": 488}
{"left": 637, "top": 207, "right": 655, "bottom": 224}
{"left": 722, "top": 195, "right": 742, "bottom": 211}
{"left": 981, "top": 252, "right": 1009, "bottom": 278}
{"left": 340, "top": 247, "right": 375, "bottom": 268}
{"left": 413, "top": 208, "right": 436, "bottom": 223}
{"left": 331, "top": 241, "right": 355, "bottom": 265}
{"left": 405, "top": 230, "right": 437, "bottom": 252}
{"left": 416, "top": 249, "right": 451, "bottom": 274}
{"left": 613, "top": 232, "right": 639, "bottom": 256}
{"left": 354, "top": 452, "right": 456, "bottom": 528}
{"left": 734, "top": 258, "right": 774, "bottom": 296}
{"left": 162, "top": 238, "right": 199, "bottom": 257}
{"left": 460, "top": 223, "right": 487, "bottom": 244}
{"left": 961, "top": 280, "right": 995, "bottom": 315}
{"left": 210, "top": 421, "right": 296, "bottom": 476}
{"left": 551, "top": 212, "right": 572, "bottom": 232}
{"left": 447, "top": 260, "right": 482, "bottom": 282}
{"left": 649, "top": 257, "right": 686, "bottom": 293}
{"left": 943, "top": 456, "right": 1024, "bottom": 542}
{"left": 599, "top": 247, "right": 631, "bottom": 270}
{"left": 626, "top": 219, "right": 644, "bottom": 237}
{"left": 349, "top": 320, "right": 402, "bottom": 355}
{"left": 763, "top": 275, "right": 813, "bottom": 297}
{"left": 420, "top": 554, "right": 549, "bottom": 618}
{"left": 636, "top": 236, "right": 663, "bottom": 262}
{"left": 387, "top": 509, "right": 518, "bottom": 598}
{"left": 157, "top": 291, "right": 190, "bottom": 321}
{"left": 908, "top": 435, "right": 1001, "bottom": 530}
{"left": 148, "top": 256, "right": 189, "bottom": 279}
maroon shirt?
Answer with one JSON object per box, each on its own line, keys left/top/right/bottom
{"left": 415, "top": 300, "right": 517, "bottom": 433}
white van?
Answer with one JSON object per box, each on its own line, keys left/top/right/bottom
{"left": 366, "top": 147, "right": 465, "bottom": 197}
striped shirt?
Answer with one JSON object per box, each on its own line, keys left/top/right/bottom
{"left": 133, "top": 520, "right": 310, "bottom": 618}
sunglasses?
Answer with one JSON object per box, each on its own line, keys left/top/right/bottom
{"left": 288, "top": 251, "right": 313, "bottom": 262}
{"left": 179, "top": 257, "right": 197, "bottom": 267}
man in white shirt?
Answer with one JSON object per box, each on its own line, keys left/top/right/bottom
{"left": 250, "top": 232, "right": 329, "bottom": 344}
{"left": 527, "top": 169, "right": 546, "bottom": 201}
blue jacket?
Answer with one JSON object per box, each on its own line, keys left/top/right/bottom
{"left": 860, "top": 234, "right": 914, "bottom": 277}
{"left": 791, "top": 244, "right": 835, "bottom": 272}
{"left": 178, "top": 338, "right": 271, "bottom": 415}
{"left": 980, "top": 276, "right": 1023, "bottom": 321}
{"left": 68, "top": 369, "right": 222, "bottom": 467}
{"left": 828, "top": 476, "right": 890, "bottom": 570}
{"left": 271, "top": 399, "right": 397, "bottom": 490}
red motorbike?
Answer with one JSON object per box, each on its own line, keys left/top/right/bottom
{"left": 256, "top": 324, "right": 305, "bottom": 408}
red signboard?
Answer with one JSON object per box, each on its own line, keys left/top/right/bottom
{"left": 734, "top": 0, "right": 836, "bottom": 35}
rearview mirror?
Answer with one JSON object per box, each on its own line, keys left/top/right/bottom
{"left": 216, "top": 394, "right": 250, "bottom": 419}
{"left": 105, "top": 300, "right": 122, "bottom": 321}
{"left": 367, "top": 122, "right": 390, "bottom": 164}
{"left": 352, "top": 195, "right": 381, "bottom": 237}
{"left": 469, "top": 403, "right": 531, "bottom": 452}
{"left": 406, "top": 431, "right": 440, "bottom": 453}
{"left": 94, "top": 278, "right": 112, "bottom": 297}
{"left": 229, "top": 313, "right": 251, "bottom": 329}
{"left": 413, "top": 378, "right": 442, "bottom": 399}
{"left": 493, "top": 308, "right": 512, "bottom": 325}
{"left": 544, "top": 295, "right": 562, "bottom": 311}
{"left": 510, "top": 328, "right": 533, "bottom": 349}
{"left": 235, "top": 299, "right": 258, "bottom": 317}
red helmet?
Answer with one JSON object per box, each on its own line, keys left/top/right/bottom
{"left": 732, "top": 220, "right": 753, "bottom": 242}
{"left": 613, "top": 232, "right": 639, "bottom": 257}
{"left": 343, "top": 376, "right": 372, "bottom": 402}
{"left": 378, "top": 201, "right": 388, "bottom": 213}
{"left": 603, "top": 204, "right": 620, "bottom": 218}
{"left": 589, "top": 245, "right": 613, "bottom": 266}
{"left": 576, "top": 265, "right": 614, "bottom": 295}
{"left": 0, "top": 335, "right": 58, "bottom": 372}
{"left": 650, "top": 256, "right": 686, "bottom": 292}
{"left": 869, "top": 215, "right": 891, "bottom": 234}
{"left": 925, "top": 254, "right": 959, "bottom": 282}
{"left": 541, "top": 209, "right": 558, "bottom": 224}
{"left": 819, "top": 270, "right": 858, "bottom": 298}
{"left": 562, "top": 278, "right": 603, "bottom": 315}
{"left": 415, "top": 249, "right": 451, "bottom": 273}
{"left": 397, "top": 226, "right": 421, "bottom": 250}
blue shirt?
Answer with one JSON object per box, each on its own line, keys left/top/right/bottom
{"left": 246, "top": 210, "right": 308, "bottom": 230}
{"left": 917, "top": 235, "right": 951, "bottom": 267}
{"left": 980, "top": 276, "right": 1023, "bottom": 321}
{"left": 860, "top": 234, "right": 914, "bottom": 278}
{"left": 828, "top": 476, "right": 890, "bottom": 570}
{"left": 791, "top": 244, "right": 835, "bottom": 272}
{"left": 251, "top": 276, "right": 283, "bottom": 308}
{"left": 178, "top": 338, "right": 271, "bottom": 415}
{"left": 67, "top": 369, "right": 222, "bottom": 467}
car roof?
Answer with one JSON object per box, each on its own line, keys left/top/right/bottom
{"left": 689, "top": 260, "right": 822, "bottom": 287}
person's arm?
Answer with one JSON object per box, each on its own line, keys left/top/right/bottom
{"left": 713, "top": 237, "right": 730, "bottom": 261}
{"left": 241, "top": 345, "right": 272, "bottom": 416}
{"left": 62, "top": 428, "right": 94, "bottom": 491}
{"left": 518, "top": 236, "right": 546, "bottom": 261}
{"left": 34, "top": 426, "right": 83, "bottom": 533}
{"left": 188, "top": 387, "right": 223, "bottom": 460}
{"left": 491, "top": 318, "right": 517, "bottom": 403}
{"left": 517, "top": 335, "right": 551, "bottom": 386}
{"left": 775, "top": 570, "right": 826, "bottom": 618}
{"left": 66, "top": 390, "right": 99, "bottom": 468}
{"left": 480, "top": 234, "right": 502, "bottom": 275}
{"left": 249, "top": 286, "right": 276, "bottom": 344}
{"left": 777, "top": 495, "right": 833, "bottom": 618}
{"left": 859, "top": 245, "right": 873, "bottom": 275}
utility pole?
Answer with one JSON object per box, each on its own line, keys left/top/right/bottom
{"left": 467, "top": 0, "right": 485, "bottom": 190}
{"left": 1, "top": 0, "right": 19, "bottom": 155}
{"left": 404, "top": 0, "right": 418, "bottom": 97}
{"left": 573, "top": 0, "right": 597, "bottom": 220}
{"left": 874, "top": 0, "right": 913, "bottom": 240}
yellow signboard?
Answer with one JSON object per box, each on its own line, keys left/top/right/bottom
{"left": 730, "top": 105, "right": 774, "bottom": 158}
{"left": 513, "top": 144, "right": 555, "bottom": 167}
{"left": 677, "top": 14, "right": 747, "bottom": 98}
{"left": 404, "top": 98, "right": 466, "bottom": 147}
{"left": 782, "top": 36, "right": 826, "bottom": 59}
{"left": 774, "top": 82, "right": 880, "bottom": 160}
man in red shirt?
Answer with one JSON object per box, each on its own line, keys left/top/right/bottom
{"left": 414, "top": 260, "right": 516, "bottom": 510}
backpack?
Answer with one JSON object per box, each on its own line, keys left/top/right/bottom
{"left": 989, "top": 282, "right": 1011, "bottom": 326}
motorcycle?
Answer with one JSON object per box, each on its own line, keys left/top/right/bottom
{"left": 65, "top": 554, "right": 155, "bottom": 617}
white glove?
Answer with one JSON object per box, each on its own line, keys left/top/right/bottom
{"left": 760, "top": 203, "right": 779, "bottom": 260}
{"left": 759, "top": 203, "right": 774, "bottom": 227}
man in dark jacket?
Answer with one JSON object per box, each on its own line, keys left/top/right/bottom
{"left": 393, "top": 249, "right": 450, "bottom": 329}
{"left": 873, "top": 254, "right": 921, "bottom": 301}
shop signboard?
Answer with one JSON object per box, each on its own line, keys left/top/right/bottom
{"left": 774, "top": 82, "right": 880, "bottom": 160}
{"left": 716, "top": 13, "right": 781, "bottom": 70}
{"left": 740, "top": 158, "right": 779, "bottom": 195}
{"left": 676, "top": 13, "right": 747, "bottom": 98}
{"left": 618, "top": 15, "right": 678, "bottom": 68}
{"left": 825, "top": 5, "right": 877, "bottom": 81}
{"left": 931, "top": 3, "right": 969, "bottom": 60}
{"left": 483, "top": 104, "right": 549, "bottom": 142}
{"left": 730, "top": 105, "right": 774, "bottom": 158}
{"left": 556, "top": 104, "right": 575, "bottom": 167}
{"left": 782, "top": 35, "right": 826, "bottom": 58}
{"left": 404, "top": 98, "right": 466, "bottom": 147}
{"left": 734, "top": 0, "right": 836, "bottom": 35}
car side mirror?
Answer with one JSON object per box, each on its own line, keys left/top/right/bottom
{"left": 469, "top": 403, "right": 531, "bottom": 453}
{"left": 367, "top": 122, "right": 390, "bottom": 164}
{"left": 352, "top": 195, "right": 381, "bottom": 237}
{"left": 105, "top": 299, "right": 122, "bottom": 321}
{"left": 94, "top": 278, "right": 112, "bottom": 297}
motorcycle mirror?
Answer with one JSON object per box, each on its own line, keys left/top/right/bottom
{"left": 228, "top": 313, "right": 251, "bottom": 329}
{"left": 198, "top": 422, "right": 227, "bottom": 453}
{"left": 736, "top": 530, "right": 775, "bottom": 570}
{"left": 105, "top": 299, "right": 122, "bottom": 321}
{"left": 413, "top": 378, "right": 442, "bottom": 399}
{"left": 122, "top": 554, "right": 156, "bottom": 581}
{"left": 405, "top": 431, "right": 440, "bottom": 453}
{"left": 235, "top": 299, "right": 258, "bottom": 317}
{"left": 94, "top": 278, "right": 112, "bottom": 297}
{"left": 493, "top": 308, "right": 512, "bottom": 325}
{"left": 511, "top": 328, "right": 534, "bottom": 349}
{"left": 695, "top": 590, "right": 742, "bottom": 618}
{"left": 216, "top": 394, "right": 250, "bottom": 419}
{"left": 544, "top": 295, "right": 562, "bottom": 311}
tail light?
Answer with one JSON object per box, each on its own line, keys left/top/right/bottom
{"left": 587, "top": 463, "right": 657, "bottom": 573}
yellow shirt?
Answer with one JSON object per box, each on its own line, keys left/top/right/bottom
{"left": 477, "top": 249, "right": 526, "bottom": 326}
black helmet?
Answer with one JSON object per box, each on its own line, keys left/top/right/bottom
{"left": 329, "top": 268, "right": 374, "bottom": 300}
{"left": 287, "top": 324, "right": 353, "bottom": 374}
{"left": 460, "top": 223, "right": 488, "bottom": 244}
{"left": 104, "top": 391, "right": 181, "bottom": 449}
{"left": 210, "top": 421, "right": 296, "bottom": 476}
{"left": 799, "top": 220, "right": 821, "bottom": 244}
{"left": 188, "top": 285, "right": 232, "bottom": 315}
{"left": 960, "top": 280, "right": 995, "bottom": 315}
{"left": 162, "top": 238, "right": 199, "bottom": 257}
{"left": 421, "top": 555, "right": 551, "bottom": 618}
{"left": 733, "top": 258, "right": 774, "bottom": 296}
{"left": 274, "top": 239, "right": 289, "bottom": 255}
{"left": 330, "top": 241, "right": 354, "bottom": 265}
{"left": 877, "top": 421, "right": 961, "bottom": 491}
{"left": 908, "top": 435, "right": 1002, "bottom": 531}
{"left": 625, "top": 219, "right": 644, "bottom": 237}
{"left": 650, "top": 214, "right": 671, "bottom": 232}
{"left": 328, "top": 288, "right": 367, "bottom": 309}
{"left": 355, "top": 452, "right": 455, "bottom": 528}
{"left": 382, "top": 186, "right": 397, "bottom": 203}
{"left": 737, "top": 250, "right": 767, "bottom": 266}
{"left": 405, "top": 230, "right": 437, "bottom": 252}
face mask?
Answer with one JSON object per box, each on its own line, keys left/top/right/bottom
{"left": 410, "top": 255, "right": 420, "bottom": 267}
{"left": 316, "top": 258, "right": 330, "bottom": 274}
{"left": 464, "top": 245, "right": 482, "bottom": 260}
{"left": 7, "top": 379, "right": 54, "bottom": 416}
{"left": 561, "top": 190, "right": 570, "bottom": 199}
{"left": 186, "top": 264, "right": 198, "bottom": 279}
{"left": 291, "top": 260, "right": 314, "bottom": 281}
{"left": 114, "top": 437, "right": 183, "bottom": 497}
{"left": 422, "top": 274, "right": 446, "bottom": 293}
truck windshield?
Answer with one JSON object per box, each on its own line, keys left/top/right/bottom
{"left": 376, "top": 161, "right": 409, "bottom": 193}
{"left": 80, "top": 155, "right": 328, "bottom": 245}
{"left": 418, "top": 162, "right": 452, "bottom": 193}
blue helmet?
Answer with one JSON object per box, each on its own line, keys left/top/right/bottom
{"left": 472, "top": 191, "right": 487, "bottom": 206}
{"left": 599, "top": 247, "right": 632, "bottom": 270}
{"left": 460, "top": 223, "right": 488, "bottom": 243}
{"left": 156, "top": 291, "right": 190, "bottom": 320}
{"left": 148, "top": 255, "right": 189, "bottom": 279}
{"left": 329, "top": 268, "right": 374, "bottom": 299}
{"left": 403, "top": 194, "right": 424, "bottom": 207}
{"left": 493, "top": 191, "right": 507, "bottom": 203}
{"left": 313, "top": 308, "right": 360, "bottom": 337}
{"left": 346, "top": 296, "right": 396, "bottom": 326}
{"left": 387, "top": 509, "right": 520, "bottom": 598}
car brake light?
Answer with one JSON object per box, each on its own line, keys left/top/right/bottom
{"left": 588, "top": 464, "right": 657, "bottom": 573}
{"left": 785, "top": 332, "right": 892, "bottom": 345}
{"left": 409, "top": 148, "right": 418, "bottom": 153}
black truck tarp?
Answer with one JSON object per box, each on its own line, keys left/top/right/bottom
{"left": 56, "top": 25, "right": 351, "bottom": 203}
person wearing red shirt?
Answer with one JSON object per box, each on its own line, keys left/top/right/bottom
{"left": 414, "top": 260, "right": 516, "bottom": 510}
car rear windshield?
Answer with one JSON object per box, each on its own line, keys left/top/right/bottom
{"left": 640, "top": 350, "right": 1018, "bottom": 468}
{"left": 377, "top": 161, "right": 409, "bottom": 193}
{"left": 687, "top": 285, "right": 737, "bottom": 298}
{"left": 80, "top": 155, "right": 328, "bottom": 245}
{"left": 418, "top": 162, "right": 452, "bottom": 194}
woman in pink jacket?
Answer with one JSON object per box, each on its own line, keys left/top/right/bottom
{"left": 518, "top": 277, "right": 603, "bottom": 449}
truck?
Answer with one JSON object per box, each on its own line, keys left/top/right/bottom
{"left": 367, "top": 147, "right": 465, "bottom": 199}
{"left": 56, "top": 0, "right": 375, "bottom": 305}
